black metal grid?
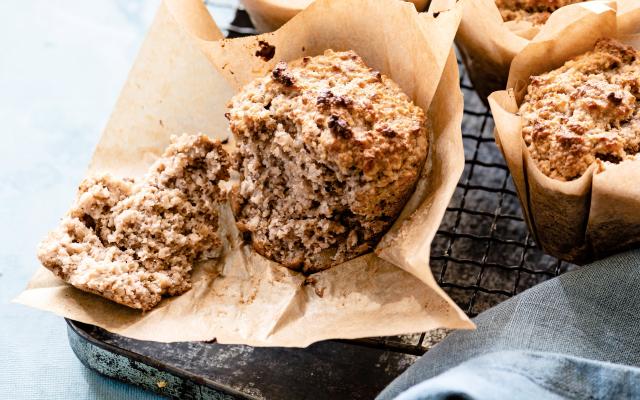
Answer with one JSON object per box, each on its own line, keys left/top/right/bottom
{"left": 206, "top": 3, "right": 577, "bottom": 355}
{"left": 431, "top": 61, "right": 576, "bottom": 317}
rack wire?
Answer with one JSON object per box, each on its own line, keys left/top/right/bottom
{"left": 206, "top": 2, "right": 576, "bottom": 355}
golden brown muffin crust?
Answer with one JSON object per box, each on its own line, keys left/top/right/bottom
{"left": 496, "top": 0, "right": 585, "bottom": 25}
{"left": 227, "top": 50, "right": 428, "bottom": 273}
{"left": 37, "top": 134, "right": 230, "bottom": 310}
{"left": 519, "top": 38, "right": 640, "bottom": 181}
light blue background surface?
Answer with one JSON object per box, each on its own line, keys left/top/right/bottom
{"left": 1, "top": 1, "right": 236, "bottom": 398}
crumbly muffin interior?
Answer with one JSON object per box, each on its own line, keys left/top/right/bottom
{"left": 37, "top": 134, "right": 230, "bottom": 310}
{"left": 227, "top": 50, "right": 428, "bottom": 273}
{"left": 496, "top": 0, "right": 585, "bottom": 25}
{"left": 520, "top": 38, "right": 640, "bottom": 181}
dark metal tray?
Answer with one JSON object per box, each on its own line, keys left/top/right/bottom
{"left": 66, "top": 5, "right": 575, "bottom": 399}
{"left": 68, "top": 320, "right": 419, "bottom": 399}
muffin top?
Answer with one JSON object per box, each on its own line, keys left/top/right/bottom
{"left": 519, "top": 39, "right": 640, "bottom": 181}
{"left": 227, "top": 50, "right": 428, "bottom": 272}
{"left": 496, "top": 0, "right": 585, "bottom": 25}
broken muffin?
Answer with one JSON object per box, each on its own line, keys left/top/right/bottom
{"left": 227, "top": 50, "right": 428, "bottom": 273}
{"left": 37, "top": 134, "right": 230, "bottom": 310}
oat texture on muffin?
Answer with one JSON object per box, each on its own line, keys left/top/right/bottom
{"left": 496, "top": 0, "right": 585, "bottom": 25}
{"left": 227, "top": 50, "right": 428, "bottom": 273}
{"left": 37, "top": 134, "right": 230, "bottom": 310}
{"left": 519, "top": 38, "right": 640, "bottom": 181}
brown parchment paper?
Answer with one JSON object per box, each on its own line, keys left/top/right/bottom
{"left": 449, "top": 0, "right": 634, "bottom": 103}
{"left": 242, "top": 0, "right": 430, "bottom": 33}
{"left": 489, "top": 1, "right": 640, "bottom": 264}
{"left": 14, "top": 0, "right": 474, "bottom": 346}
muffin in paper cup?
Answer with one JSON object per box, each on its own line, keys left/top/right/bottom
{"left": 439, "top": 0, "right": 639, "bottom": 104}
{"left": 16, "top": 0, "right": 475, "bottom": 346}
{"left": 242, "top": 0, "right": 429, "bottom": 32}
{"left": 488, "top": 1, "right": 640, "bottom": 264}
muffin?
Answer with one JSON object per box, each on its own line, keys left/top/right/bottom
{"left": 519, "top": 38, "right": 640, "bottom": 181}
{"left": 227, "top": 50, "right": 428, "bottom": 273}
{"left": 496, "top": 0, "right": 586, "bottom": 25}
{"left": 37, "top": 134, "right": 230, "bottom": 310}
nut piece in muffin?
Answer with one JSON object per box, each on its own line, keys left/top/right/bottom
{"left": 519, "top": 38, "right": 640, "bottom": 181}
{"left": 496, "top": 0, "right": 585, "bottom": 25}
{"left": 37, "top": 134, "right": 230, "bottom": 310}
{"left": 227, "top": 50, "right": 428, "bottom": 273}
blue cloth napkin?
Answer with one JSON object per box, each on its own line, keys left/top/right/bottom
{"left": 378, "top": 249, "right": 640, "bottom": 399}
{"left": 394, "top": 351, "right": 640, "bottom": 400}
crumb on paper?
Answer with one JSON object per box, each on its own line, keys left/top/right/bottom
{"left": 255, "top": 40, "right": 276, "bottom": 61}
{"left": 304, "top": 276, "right": 325, "bottom": 297}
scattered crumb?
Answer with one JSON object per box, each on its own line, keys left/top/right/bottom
{"left": 255, "top": 40, "right": 276, "bottom": 61}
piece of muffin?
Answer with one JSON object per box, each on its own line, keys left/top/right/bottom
{"left": 227, "top": 50, "right": 428, "bottom": 273}
{"left": 519, "top": 38, "right": 640, "bottom": 181}
{"left": 37, "top": 134, "right": 230, "bottom": 310}
{"left": 496, "top": 0, "right": 585, "bottom": 25}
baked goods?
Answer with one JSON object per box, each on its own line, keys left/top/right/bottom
{"left": 37, "top": 134, "right": 230, "bottom": 310}
{"left": 520, "top": 38, "right": 640, "bottom": 181}
{"left": 227, "top": 50, "right": 428, "bottom": 273}
{"left": 496, "top": 0, "right": 585, "bottom": 25}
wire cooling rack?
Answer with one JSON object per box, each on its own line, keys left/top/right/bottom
{"left": 207, "top": 2, "right": 577, "bottom": 354}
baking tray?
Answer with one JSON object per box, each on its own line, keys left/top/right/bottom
{"left": 66, "top": 4, "right": 576, "bottom": 399}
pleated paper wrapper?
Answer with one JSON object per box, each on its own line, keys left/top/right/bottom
{"left": 15, "top": 0, "right": 474, "bottom": 346}
{"left": 242, "top": 0, "right": 430, "bottom": 33}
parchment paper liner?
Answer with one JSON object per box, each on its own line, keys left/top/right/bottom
{"left": 488, "top": 2, "right": 640, "bottom": 264}
{"left": 14, "top": 0, "right": 474, "bottom": 346}
{"left": 242, "top": 0, "right": 429, "bottom": 33}
{"left": 446, "top": 0, "right": 639, "bottom": 103}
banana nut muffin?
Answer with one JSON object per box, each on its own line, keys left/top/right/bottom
{"left": 227, "top": 50, "right": 428, "bottom": 273}
{"left": 520, "top": 38, "right": 640, "bottom": 181}
{"left": 496, "top": 0, "right": 585, "bottom": 25}
{"left": 37, "top": 134, "right": 230, "bottom": 310}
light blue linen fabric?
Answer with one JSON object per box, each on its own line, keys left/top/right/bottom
{"left": 394, "top": 351, "right": 640, "bottom": 400}
{"left": 379, "top": 249, "right": 640, "bottom": 400}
